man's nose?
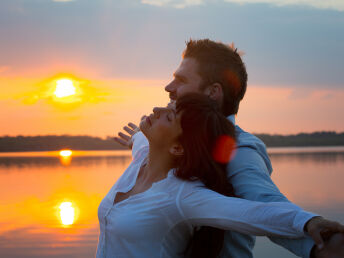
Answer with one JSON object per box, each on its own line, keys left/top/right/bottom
{"left": 165, "top": 81, "right": 174, "bottom": 93}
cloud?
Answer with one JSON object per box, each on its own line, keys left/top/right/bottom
{"left": 288, "top": 88, "right": 312, "bottom": 99}
{"left": 224, "top": 0, "right": 344, "bottom": 11}
{"left": 52, "top": 0, "right": 75, "bottom": 2}
{"left": 141, "top": 0, "right": 344, "bottom": 11}
{"left": 142, "top": 0, "right": 204, "bottom": 8}
{"left": 1, "top": 0, "right": 343, "bottom": 88}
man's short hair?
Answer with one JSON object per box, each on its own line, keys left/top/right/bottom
{"left": 182, "top": 39, "right": 248, "bottom": 116}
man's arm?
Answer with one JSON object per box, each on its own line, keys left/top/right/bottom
{"left": 228, "top": 146, "right": 315, "bottom": 257}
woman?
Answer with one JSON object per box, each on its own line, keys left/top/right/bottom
{"left": 97, "top": 93, "right": 343, "bottom": 258}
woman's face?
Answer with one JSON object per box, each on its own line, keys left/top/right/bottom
{"left": 140, "top": 106, "right": 183, "bottom": 153}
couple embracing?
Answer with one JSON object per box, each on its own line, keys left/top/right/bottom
{"left": 97, "top": 39, "right": 344, "bottom": 258}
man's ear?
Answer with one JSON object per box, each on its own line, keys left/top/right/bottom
{"left": 203, "top": 83, "right": 223, "bottom": 102}
{"left": 169, "top": 143, "right": 184, "bottom": 157}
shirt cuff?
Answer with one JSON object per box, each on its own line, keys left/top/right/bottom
{"left": 293, "top": 211, "right": 318, "bottom": 235}
{"left": 131, "top": 131, "right": 148, "bottom": 158}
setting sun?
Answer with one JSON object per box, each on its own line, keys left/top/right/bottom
{"left": 54, "top": 79, "right": 76, "bottom": 98}
{"left": 59, "top": 202, "right": 75, "bottom": 226}
{"left": 59, "top": 150, "right": 72, "bottom": 157}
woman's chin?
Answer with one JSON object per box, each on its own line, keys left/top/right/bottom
{"left": 139, "top": 121, "right": 149, "bottom": 138}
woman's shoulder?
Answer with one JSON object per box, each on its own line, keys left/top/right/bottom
{"left": 169, "top": 174, "right": 206, "bottom": 195}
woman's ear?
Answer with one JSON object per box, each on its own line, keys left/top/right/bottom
{"left": 203, "top": 83, "right": 223, "bottom": 102}
{"left": 169, "top": 143, "right": 184, "bottom": 157}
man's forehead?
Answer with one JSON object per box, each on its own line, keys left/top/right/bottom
{"left": 175, "top": 57, "right": 198, "bottom": 75}
{"left": 173, "top": 67, "right": 186, "bottom": 78}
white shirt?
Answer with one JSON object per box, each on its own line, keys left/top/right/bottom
{"left": 96, "top": 132, "right": 316, "bottom": 258}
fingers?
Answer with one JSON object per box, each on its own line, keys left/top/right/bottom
{"left": 114, "top": 137, "right": 129, "bottom": 147}
{"left": 123, "top": 123, "right": 139, "bottom": 136}
{"left": 113, "top": 122, "right": 139, "bottom": 149}
{"left": 309, "top": 219, "right": 344, "bottom": 250}
{"left": 124, "top": 126, "right": 135, "bottom": 136}
{"left": 327, "top": 221, "right": 344, "bottom": 235}
{"left": 128, "top": 122, "right": 138, "bottom": 130}
{"left": 313, "top": 233, "right": 344, "bottom": 258}
{"left": 311, "top": 230, "right": 325, "bottom": 250}
{"left": 118, "top": 132, "right": 130, "bottom": 141}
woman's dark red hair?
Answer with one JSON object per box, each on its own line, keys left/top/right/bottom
{"left": 175, "top": 93, "right": 236, "bottom": 258}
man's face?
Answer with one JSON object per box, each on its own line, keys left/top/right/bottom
{"left": 165, "top": 57, "right": 203, "bottom": 101}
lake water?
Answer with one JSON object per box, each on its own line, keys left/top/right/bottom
{"left": 0, "top": 147, "right": 343, "bottom": 258}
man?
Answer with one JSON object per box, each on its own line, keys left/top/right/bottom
{"left": 115, "top": 39, "right": 344, "bottom": 257}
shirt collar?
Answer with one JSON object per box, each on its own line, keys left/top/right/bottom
{"left": 227, "top": 114, "right": 236, "bottom": 125}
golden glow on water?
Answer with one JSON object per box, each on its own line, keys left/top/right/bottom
{"left": 59, "top": 202, "right": 75, "bottom": 226}
{"left": 54, "top": 79, "right": 76, "bottom": 98}
{"left": 0, "top": 150, "right": 131, "bottom": 257}
{"left": 0, "top": 149, "right": 343, "bottom": 257}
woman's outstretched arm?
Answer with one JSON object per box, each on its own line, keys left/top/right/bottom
{"left": 177, "top": 182, "right": 344, "bottom": 246}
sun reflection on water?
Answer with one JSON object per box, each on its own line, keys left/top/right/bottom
{"left": 59, "top": 150, "right": 72, "bottom": 166}
{"left": 59, "top": 202, "right": 75, "bottom": 226}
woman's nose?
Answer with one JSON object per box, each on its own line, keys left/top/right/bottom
{"left": 153, "top": 107, "right": 166, "bottom": 118}
{"left": 152, "top": 107, "right": 161, "bottom": 118}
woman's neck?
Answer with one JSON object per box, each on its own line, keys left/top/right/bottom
{"left": 141, "top": 145, "right": 174, "bottom": 183}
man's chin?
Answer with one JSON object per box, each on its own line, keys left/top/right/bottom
{"left": 167, "top": 100, "right": 176, "bottom": 109}
{"left": 169, "top": 94, "right": 177, "bottom": 101}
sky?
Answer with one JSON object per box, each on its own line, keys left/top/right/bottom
{"left": 1, "top": 0, "right": 343, "bottom": 137}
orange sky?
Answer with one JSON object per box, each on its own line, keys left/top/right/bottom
{"left": 1, "top": 0, "right": 343, "bottom": 137}
{"left": 1, "top": 74, "right": 343, "bottom": 137}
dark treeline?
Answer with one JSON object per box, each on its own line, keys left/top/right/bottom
{"left": 0, "top": 131, "right": 344, "bottom": 152}
{"left": 256, "top": 131, "right": 344, "bottom": 147}
{"left": 0, "top": 135, "right": 126, "bottom": 152}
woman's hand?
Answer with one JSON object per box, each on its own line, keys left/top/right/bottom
{"left": 114, "top": 122, "right": 139, "bottom": 149}
{"left": 305, "top": 216, "right": 344, "bottom": 250}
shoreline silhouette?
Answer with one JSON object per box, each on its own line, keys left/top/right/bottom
{"left": 1, "top": 131, "right": 343, "bottom": 152}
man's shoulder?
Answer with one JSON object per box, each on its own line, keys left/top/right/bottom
{"left": 235, "top": 125, "right": 265, "bottom": 148}
{"left": 232, "top": 125, "right": 273, "bottom": 175}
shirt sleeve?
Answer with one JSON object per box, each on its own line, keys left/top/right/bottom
{"left": 131, "top": 131, "right": 149, "bottom": 159}
{"left": 228, "top": 146, "right": 315, "bottom": 257}
{"left": 178, "top": 183, "right": 317, "bottom": 238}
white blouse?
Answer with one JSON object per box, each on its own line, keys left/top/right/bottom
{"left": 96, "top": 132, "right": 316, "bottom": 258}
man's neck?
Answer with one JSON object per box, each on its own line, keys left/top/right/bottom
{"left": 227, "top": 114, "right": 236, "bottom": 125}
